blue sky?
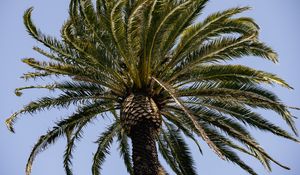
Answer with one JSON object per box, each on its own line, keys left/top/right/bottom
{"left": 1, "top": 0, "right": 300, "bottom": 175}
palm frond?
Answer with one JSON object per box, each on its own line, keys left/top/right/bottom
{"left": 180, "top": 81, "right": 298, "bottom": 135}
{"left": 191, "top": 106, "right": 273, "bottom": 170}
{"left": 20, "top": 70, "right": 51, "bottom": 80}
{"left": 24, "top": 8, "right": 76, "bottom": 61}
{"left": 166, "top": 34, "right": 277, "bottom": 82}
{"left": 155, "top": 0, "right": 209, "bottom": 61}
{"left": 117, "top": 131, "right": 134, "bottom": 175}
{"left": 92, "top": 121, "right": 120, "bottom": 175}
{"left": 149, "top": 0, "right": 196, "bottom": 73}
{"left": 174, "top": 64, "right": 292, "bottom": 89}
{"left": 161, "top": 121, "right": 197, "bottom": 175}
{"left": 63, "top": 119, "right": 87, "bottom": 175}
{"left": 110, "top": 0, "right": 141, "bottom": 87}
{"left": 161, "top": 113, "right": 203, "bottom": 155}
{"left": 152, "top": 77, "right": 225, "bottom": 159}
{"left": 158, "top": 136, "right": 183, "bottom": 175}
{"left": 159, "top": 7, "right": 252, "bottom": 72}
{"left": 14, "top": 81, "right": 106, "bottom": 96}
{"left": 6, "top": 95, "right": 113, "bottom": 133}
{"left": 127, "top": 0, "right": 153, "bottom": 85}
{"left": 170, "top": 104, "right": 291, "bottom": 171}
{"left": 164, "top": 105, "right": 261, "bottom": 174}
{"left": 210, "top": 139, "right": 259, "bottom": 175}
{"left": 21, "top": 58, "right": 124, "bottom": 94}
{"left": 197, "top": 99, "right": 299, "bottom": 142}
{"left": 109, "top": 107, "right": 134, "bottom": 175}
{"left": 25, "top": 102, "right": 104, "bottom": 175}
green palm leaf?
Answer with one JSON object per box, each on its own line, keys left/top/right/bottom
{"left": 161, "top": 122, "right": 197, "bottom": 175}
{"left": 92, "top": 121, "right": 120, "bottom": 175}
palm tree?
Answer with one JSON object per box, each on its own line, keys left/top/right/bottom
{"left": 6, "top": 0, "right": 299, "bottom": 175}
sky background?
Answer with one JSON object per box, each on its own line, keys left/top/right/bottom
{"left": 1, "top": 0, "right": 300, "bottom": 175}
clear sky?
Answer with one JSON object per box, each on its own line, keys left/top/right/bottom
{"left": 1, "top": 0, "right": 300, "bottom": 175}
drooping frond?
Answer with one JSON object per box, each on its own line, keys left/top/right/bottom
{"left": 163, "top": 104, "right": 260, "bottom": 174}
{"left": 113, "top": 108, "right": 134, "bottom": 175}
{"left": 204, "top": 126, "right": 259, "bottom": 175}
{"left": 24, "top": 8, "right": 76, "bottom": 63}
{"left": 161, "top": 122, "right": 197, "bottom": 175}
{"left": 152, "top": 77, "right": 225, "bottom": 159}
{"left": 25, "top": 102, "right": 108, "bottom": 175}
{"left": 176, "top": 82, "right": 298, "bottom": 135}
{"left": 6, "top": 89, "right": 114, "bottom": 132}
{"left": 161, "top": 115, "right": 203, "bottom": 155}
{"left": 158, "top": 134, "right": 183, "bottom": 175}
{"left": 117, "top": 130, "right": 134, "bottom": 175}
{"left": 92, "top": 121, "right": 120, "bottom": 175}
{"left": 155, "top": 76, "right": 297, "bottom": 174}
{"left": 195, "top": 99, "right": 299, "bottom": 142}
{"left": 63, "top": 118, "right": 87, "bottom": 175}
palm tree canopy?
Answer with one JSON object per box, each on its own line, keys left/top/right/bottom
{"left": 6, "top": 0, "right": 299, "bottom": 175}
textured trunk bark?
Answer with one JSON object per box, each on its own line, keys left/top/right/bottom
{"left": 131, "top": 123, "right": 160, "bottom": 175}
{"left": 121, "top": 93, "right": 163, "bottom": 175}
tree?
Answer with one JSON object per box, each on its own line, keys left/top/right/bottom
{"left": 6, "top": 0, "right": 299, "bottom": 175}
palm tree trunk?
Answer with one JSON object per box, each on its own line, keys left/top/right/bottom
{"left": 131, "top": 123, "right": 160, "bottom": 175}
{"left": 121, "top": 93, "right": 163, "bottom": 175}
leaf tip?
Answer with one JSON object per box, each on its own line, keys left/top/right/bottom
{"left": 22, "top": 58, "right": 35, "bottom": 63}
{"left": 5, "top": 118, "right": 15, "bottom": 133}
{"left": 15, "top": 89, "right": 23, "bottom": 97}
{"left": 26, "top": 164, "right": 32, "bottom": 175}
{"left": 25, "top": 6, "right": 34, "bottom": 14}
{"left": 268, "top": 52, "right": 278, "bottom": 63}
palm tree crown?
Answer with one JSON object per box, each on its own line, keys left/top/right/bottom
{"left": 6, "top": 0, "right": 299, "bottom": 175}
